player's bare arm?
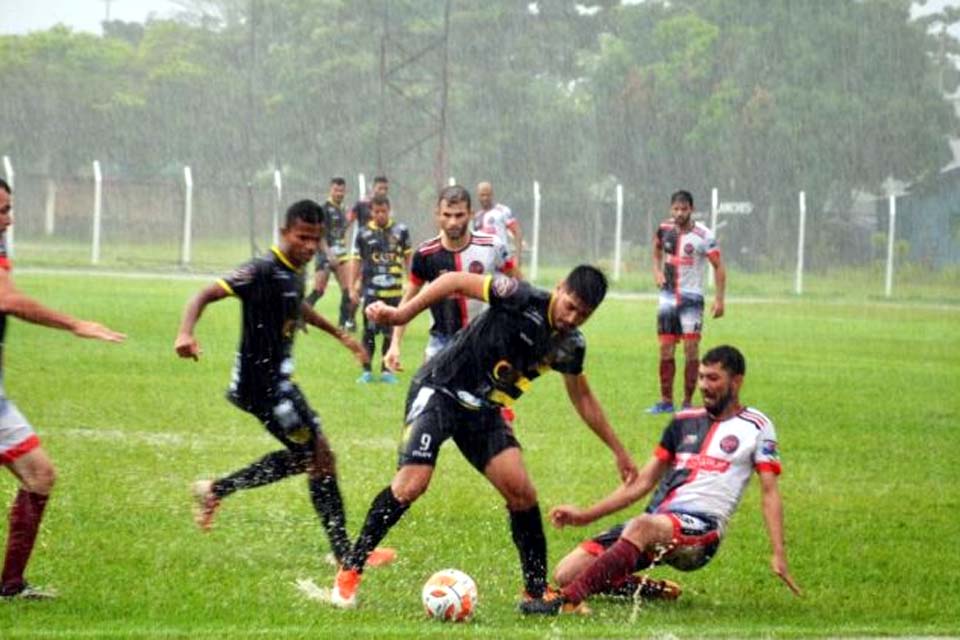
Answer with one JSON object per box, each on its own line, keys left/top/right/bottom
{"left": 759, "top": 471, "right": 802, "bottom": 597}
{"left": 562, "top": 373, "right": 638, "bottom": 482}
{"left": 0, "top": 269, "right": 125, "bottom": 342}
{"left": 366, "top": 271, "right": 487, "bottom": 327}
{"left": 301, "top": 303, "right": 368, "bottom": 365}
{"left": 385, "top": 281, "right": 423, "bottom": 372}
{"left": 709, "top": 252, "right": 726, "bottom": 319}
{"left": 652, "top": 238, "right": 665, "bottom": 288}
{"left": 175, "top": 282, "right": 229, "bottom": 361}
{"left": 550, "top": 455, "right": 668, "bottom": 528}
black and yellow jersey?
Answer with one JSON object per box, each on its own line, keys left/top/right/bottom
{"left": 216, "top": 246, "right": 305, "bottom": 403}
{"left": 353, "top": 219, "right": 412, "bottom": 300}
{"left": 415, "top": 275, "right": 585, "bottom": 408}
{"left": 321, "top": 199, "right": 349, "bottom": 250}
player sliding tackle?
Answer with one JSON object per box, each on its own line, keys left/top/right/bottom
{"left": 322, "top": 266, "right": 637, "bottom": 614}
{"left": 545, "top": 345, "right": 801, "bottom": 615}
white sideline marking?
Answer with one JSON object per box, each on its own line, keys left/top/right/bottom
{"left": 17, "top": 266, "right": 959, "bottom": 311}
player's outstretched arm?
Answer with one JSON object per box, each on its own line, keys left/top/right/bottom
{"left": 759, "top": 471, "right": 802, "bottom": 597}
{"left": 366, "top": 271, "right": 487, "bottom": 327}
{"left": 175, "top": 282, "right": 229, "bottom": 361}
{"left": 301, "top": 303, "right": 369, "bottom": 366}
{"left": 0, "top": 270, "right": 125, "bottom": 342}
{"left": 709, "top": 252, "right": 726, "bottom": 318}
{"left": 563, "top": 373, "right": 638, "bottom": 482}
{"left": 550, "top": 455, "right": 667, "bottom": 528}
{"left": 384, "top": 281, "right": 423, "bottom": 372}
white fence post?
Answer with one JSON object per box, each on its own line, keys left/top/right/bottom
{"left": 2, "top": 156, "right": 13, "bottom": 256}
{"left": 795, "top": 191, "right": 806, "bottom": 295}
{"left": 272, "top": 169, "right": 282, "bottom": 246}
{"left": 885, "top": 194, "right": 896, "bottom": 298}
{"left": 350, "top": 173, "right": 366, "bottom": 261}
{"left": 708, "top": 187, "right": 719, "bottom": 287}
{"left": 448, "top": 176, "right": 456, "bottom": 186}
{"left": 181, "top": 166, "right": 194, "bottom": 265}
{"left": 91, "top": 160, "right": 102, "bottom": 265}
{"left": 613, "top": 183, "right": 623, "bottom": 282}
{"left": 530, "top": 180, "right": 541, "bottom": 283}
{"left": 44, "top": 179, "right": 56, "bottom": 236}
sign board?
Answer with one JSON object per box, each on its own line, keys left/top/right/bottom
{"left": 717, "top": 201, "right": 753, "bottom": 215}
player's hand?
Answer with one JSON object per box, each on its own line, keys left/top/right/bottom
{"left": 549, "top": 505, "right": 588, "bottom": 528}
{"left": 365, "top": 301, "right": 401, "bottom": 325}
{"left": 615, "top": 451, "right": 639, "bottom": 484}
{"left": 174, "top": 333, "right": 201, "bottom": 360}
{"left": 73, "top": 321, "right": 126, "bottom": 343}
{"left": 771, "top": 555, "right": 802, "bottom": 597}
{"left": 712, "top": 299, "right": 725, "bottom": 319}
{"left": 654, "top": 271, "right": 666, "bottom": 288}
{"left": 339, "top": 333, "right": 369, "bottom": 365}
{"left": 383, "top": 345, "right": 403, "bottom": 372}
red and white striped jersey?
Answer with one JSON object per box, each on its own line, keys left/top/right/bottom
{"left": 655, "top": 221, "right": 720, "bottom": 297}
{"left": 410, "top": 231, "right": 513, "bottom": 336}
{"left": 473, "top": 203, "right": 519, "bottom": 255}
{"left": 647, "top": 406, "right": 781, "bottom": 533}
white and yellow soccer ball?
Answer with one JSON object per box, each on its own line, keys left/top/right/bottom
{"left": 421, "top": 568, "right": 478, "bottom": 622}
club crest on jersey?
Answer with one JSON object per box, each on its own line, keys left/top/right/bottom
{"left": 684, "top": 243, "right": 695, "bottom": 255}
{"left": 719, "top": 434, "right": 740, "bottom": 454}
{"left": 468, "top": 260, "right": 485, "bottom": 274}
{"left": 491, "top": 275, "right": 518, "bottom": 298}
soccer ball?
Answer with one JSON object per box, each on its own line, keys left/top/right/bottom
{"left": 421, "top": 568, "right": 478, "bottom": 622}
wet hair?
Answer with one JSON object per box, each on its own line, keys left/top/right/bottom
{"left": 670, "top": 190, "right": 694, "bottom": 207}
{"left": 373, "top": 175, "right": 389, "bottom": 185}
{"left": 0, "top": 178, "right": 10, "bottom": 194}
{"left": 371, "top": 194, "right": 390, "bottom": 208}
{"left": 284, "top": 199, "right": 324, "bottom": 227}
{"left": 437, "top": 184, "right": 471, "bottom": 209}
{"left": 701, "top": 345, "right": 746, "bottom": 377}
{"left": 564, "top": 265, "right": 607, "bottom": 310}
{"left": 330, "top": 177, "right": 346, "bottom": 186}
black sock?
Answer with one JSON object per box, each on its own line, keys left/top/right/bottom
{"left": 345, "top": 486, "right": 409, "bottom": 572}
{"left": 306, "top": 290, "right": 322, "bottom": 307}
{"left": 211, "top": 450, "right": 307, "bottom": 499}
{"left": 509, "top": 503, "right": 548, "bottom": 598}
{"left": 308, "top": 474, "right": 351, "bottom": 563}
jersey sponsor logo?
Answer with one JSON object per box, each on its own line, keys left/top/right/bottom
{"left": 371, "top": 274, "right": 398, "bottom": 288}
{"left": 683, "top": 433, "right": 700, "bottom": 445}
{"left": 468, "top": 260, "right": 485, "bottom": 274}
{"left": 762, "top": 439, "right": 779, "bottom": 457}
{"left": 719, "top": 435, "right": 739, "bottom": 454}
{"left": 491, "top": 275, "right": 518, "bottom": 298}
{"left": 677, "top": 454, "right": 731, "bottom": 473}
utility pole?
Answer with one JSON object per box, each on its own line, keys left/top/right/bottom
{"left": 103, "top": 0, "right": 115, "bottom": 23}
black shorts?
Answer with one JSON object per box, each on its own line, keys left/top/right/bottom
{"left": 362, "top": 295, "right": 401, "bottom": 336}
{"left": 397, "top": 383, "right": 520, "bottom": 472}
{"left": 228, "top": 380, "right": 321, "bottom": 454}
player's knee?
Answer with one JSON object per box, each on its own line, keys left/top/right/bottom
{"left": 553, "top": 550, "right": 589, "bottom": 587}
{"left": 25, "top": 461, "right": 56, "bottom": 495}
{"left": 622, "top": 515, "right": 656, "bottom": 548}
{"left": 503, "top": 485, "right": 537, "bottom": 511}
{"left": 391, "top": 471, "right": 431, "bottom": 504}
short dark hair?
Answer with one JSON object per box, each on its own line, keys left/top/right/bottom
{"left": 371, "top": 194, "right": 390, "bottom": 208}
{"left": 373, "top": 175, "right": 389, "bottom": 185}
{"left": 671, "top": 190, "right": 694, "bottom": 207}
{"left": 285, "top": 199, "right": 324, "bottom": 227}
{"left": 330, "top": 177, "right": 346, "bottom": 187}
{"left": 701, "top": 345, "right": 746, "bottom": 377}
{"left": 564, "top": 265, "right": 607, "bottom": 310}
{"left": 437, "top": 185, "right": 471, "bottom": 209}
{"left": 0, "top": 178, "right": 10, "bottom": 195}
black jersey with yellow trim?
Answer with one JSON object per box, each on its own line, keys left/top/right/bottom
{"left": 321, "top": 199, "right": 349, "bottom": 249}
{"left": 414, "top": 274, "right": 586, "bottom": 408}
{"left": 217, "top": 245, "right": 305, "bottom": 399}
{"left": 353, "top": 219, "right": 412, "bottom": 299}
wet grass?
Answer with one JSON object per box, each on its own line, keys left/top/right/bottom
{"left": 1, "top": 272, "right": 958, "bottom": 637}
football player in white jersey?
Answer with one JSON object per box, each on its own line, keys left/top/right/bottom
{"left": 546, "top": 345, "right": 800, "bottom": 612}
{"left": 648, "top": 190, "right": 726, "bottom": 414}
{"left": 475, "top": 181, "right": 523, "bottom": 270}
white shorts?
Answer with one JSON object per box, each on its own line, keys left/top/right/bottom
{"left": 0, "top": 398, "right": 39, "bottom": 465}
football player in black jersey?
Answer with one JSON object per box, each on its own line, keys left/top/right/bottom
{"left": 324, "top": 266, "right": 637, "bottom": 614}
{"left": 175, "top": 199, "right": 395, "bottom": 569}
{"left": 307, "top": 178, "right": 353, "bottom": 329}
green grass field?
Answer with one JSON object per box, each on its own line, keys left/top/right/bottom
{"left": 1, "top": 271, "right": 958, "bottom": 638}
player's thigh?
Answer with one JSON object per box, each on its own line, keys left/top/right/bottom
{"left": 255, "top": 384, "right": 322, "bottom": 457}
{"left": 622, "top": 513, "right": 676, "bottom": 550}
